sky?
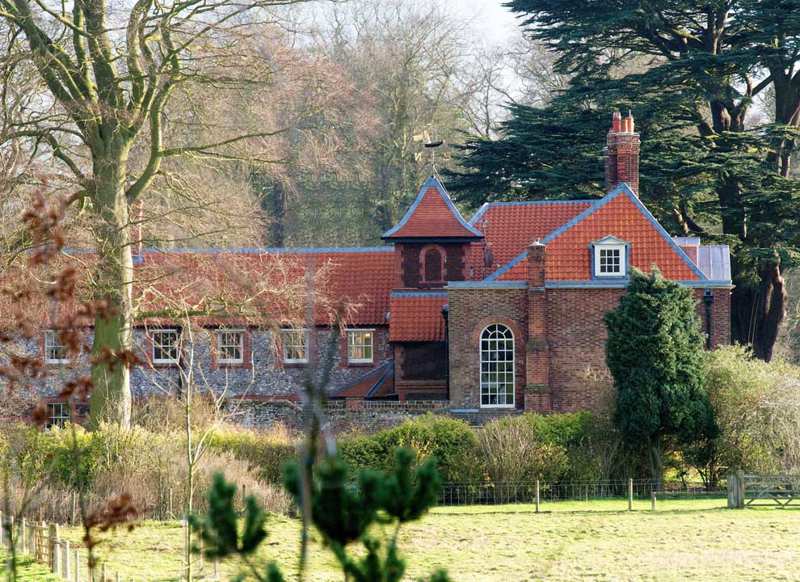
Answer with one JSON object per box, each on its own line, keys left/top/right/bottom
{"left": 448, "top": 0, "right": 520, "bottom": 44}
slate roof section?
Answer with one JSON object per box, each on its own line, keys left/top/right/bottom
{"left": 331, "top": 361, "right": 395, "bottom": 399}
{"left": 697, "top": 245, "right": 731, "bottom": 282}
{"left": 388, "top": 290, "right": 448, "bottom": 342}
{"left": 383, "top": 176, "right": 483, "bottom": 240}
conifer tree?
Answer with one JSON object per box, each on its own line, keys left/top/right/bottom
{"left": 605, "top": 269, "right": 718, "bottom": 484}
{"left": 448, "top": 0, "right": 800, "bottom": 361}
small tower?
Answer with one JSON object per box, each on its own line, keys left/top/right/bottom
{"left": 383, "top": 176, "right": 483, "bottom": 289}
{"left": 605, "top": 110, "right": 640, "bottom": 194}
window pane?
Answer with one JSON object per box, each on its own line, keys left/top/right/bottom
{"left": 152, "top": 330, "right": 179, "bottom": 362}
{"left": 348, "top": 330, "right": 374, "bottom": 362}
{"left": 283, "top": 330, "right": 308, "bottom": 362}
{"left": 479, "top": 324, "right": 514, "bottom": 407}
{"left": 45, "top": 331, "right": 68, "bottom": 363}
{"left": 218, "top": 331, "right": 244, "bottom": 363}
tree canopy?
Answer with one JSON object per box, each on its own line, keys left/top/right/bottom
{"left": 448, "top": 0, "right": 800, "bottom": 361}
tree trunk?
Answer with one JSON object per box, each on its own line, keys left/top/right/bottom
{"left": 88, "top": 150, "right": 134, "bottom": 428}
{"left": 649, "top": 439, "right": 663, "bottom": 490}
{"left": 731, "top": 258, "right": 787, "bottom": 362}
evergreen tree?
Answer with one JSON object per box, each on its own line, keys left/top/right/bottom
{"left": 604, "top": 269, "right": 718, "bottom": 484}
{"left": 448, "top": 0, "right": 800, "bottom": 361}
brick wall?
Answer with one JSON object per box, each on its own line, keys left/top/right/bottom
{"left": 546, "top": 286, "right": 732, "bottom": 413}
{"left": 447, "top": 287, "right": 528, "bottom": 409}
{"left": 397, "top": 243, "right": 468, "bottom": 288}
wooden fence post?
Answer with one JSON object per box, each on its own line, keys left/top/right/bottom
{"left": 20, "top": 517, "right": 27, "bottom": 553}
{"left": 53, "top": 539, "right": 61, "bottom": 576}
{"left": 727, "top": 470, "right": 746, "bottom": 509}
{"left": 48, "top": 522, "right": 58, "bottom": 573}
{"left": 63, "top": 539, "right": 71, "bottom": 581}
{"left": 535, "top": 480, "right": 540, "bottom": 514}
{"left": 73, "top": 548, "right": 80, "bottom": 582}
{"left": 651, "top": 490, "right": 656, "bottom": 511}
{"left": 628, "top": 478, "right": 633, "bottom": 511}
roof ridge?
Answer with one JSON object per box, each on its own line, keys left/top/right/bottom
{"left": 138, "top": 246, "right": 394, "bottom": 255}
{"left": 469, "top": 199, "right": 596, "bottom": 225}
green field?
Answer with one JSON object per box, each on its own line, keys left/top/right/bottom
{"left": 53, "top": 499, "right": 800, "bottom": 581}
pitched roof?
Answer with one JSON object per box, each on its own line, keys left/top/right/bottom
{"left": 9, "top": 247, "right": 395, "bottom": 329}
{"left": 487, "top": 184, "right": 709, "bottom": 283}
{"left": 389, "top": 290, "right": 448, "bottom": 342}
{"left": 467, "top": 200, "right": 593, "bottom": 276}
{"left": 383, "top": 176, "right": 483, "bottom": 240}
{"left": 331, "top": 361, "right": 395, "bottom": 399}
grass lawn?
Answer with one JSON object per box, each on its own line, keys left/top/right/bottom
{"left": 0, "top": 552, "right": 60, "bottom": 580}
{"left": 59, "top": 498, "right": 800, "bottom": 581}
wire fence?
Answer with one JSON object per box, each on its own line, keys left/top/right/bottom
{"left": 438, "top": 479, "right": 726, "bottom": 507}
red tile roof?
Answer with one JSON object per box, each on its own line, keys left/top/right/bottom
{"left": 7, "top": 248, "right": 395, "bottom": 329}
{"left": 383, "top": 177, "right": 483, "bottom": 240}
{"left": 492, "top": 186, "right": 703, "bottom": 282}
{"left": 389, "top": 292, "right": 448, "bottom": 342}
{"left": 136, "top": 248, "right": 395, "bottom": 326}
{"left": 468, "top": 200, "right": 592, "bottom": 277}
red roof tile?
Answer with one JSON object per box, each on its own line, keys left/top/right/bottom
{"left": 383, "top": 177, "right": 483, "bottom": 240}
{"left": 389, "top": 292, "right": 448, "bottom": 342}
{"left": 468, "top": 201, "right": 592, "bottom": 277}
{"left": 494, "top": 187, "right": 702, "bottom": 282}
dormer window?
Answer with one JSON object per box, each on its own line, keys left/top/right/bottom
{"left": 592, "top": 236, "right": 628, "bottom": 278}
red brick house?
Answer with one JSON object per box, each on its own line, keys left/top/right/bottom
{"left": 338, "top": 110, "right": 731, "bottom": 413}
{"left": 21, "top": 112, "right": 732, "bottom": 425}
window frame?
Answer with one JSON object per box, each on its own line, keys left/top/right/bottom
{"left": 150, "top": 328, "right": 181, "bottom": 365}
{"left": 44, "top": 330, "right": 70, "bottom": 364}
{"left": 47, "top": 401, "right": 70, "bottom": 428}
{"left": 281, "top": 328, "right": 309, "bottom": 364}
{"left": 347, "top": 329, "right": 375, "bottom": 364}
{"left": 592, "top": 238, "right": 628, "bottom": 278}
{"left": 479, "top": 324, "right": 515, "bottom": 409}
{"left": 216, "top": 329, "right": 245, "bottom": 365}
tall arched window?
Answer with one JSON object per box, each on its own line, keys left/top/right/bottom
{"left": 480, "top": 324, "right": 515, "bottom": 407}
{"left": 421, "top": 246, "right": 444, "bottom": 283}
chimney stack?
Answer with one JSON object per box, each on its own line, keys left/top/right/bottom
{"left": 605, "top": 110, "right": 640, "bottom": 194}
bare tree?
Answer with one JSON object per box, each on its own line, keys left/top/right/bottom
{"left": 0, "top": 0, "right": 313, "bottom": 427}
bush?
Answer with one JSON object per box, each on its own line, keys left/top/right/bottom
{"left": 206, "top": 424, "right": 298, "bottom": 483}
{"left": 339, "top": 415, "right": 481, "bottom": 482}
{"left": 692, "top": 346, "right": 800, "bottom": 483}
{"left": 478, "top": 416, "right": 568, "bottom": 483}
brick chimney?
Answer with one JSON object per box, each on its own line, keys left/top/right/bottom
{"left": 605, "top": 110, "right": 640, "bottom": 194}
{"left": 526, "top": 241, "right": 551, "bottom": 412}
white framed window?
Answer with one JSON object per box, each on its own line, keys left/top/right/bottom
{"left": 282, "top": 329, "right": 308, "bottom": 363}
{"left": 593, "top": 238, "right": 627, "bottom": 277}
{"left": 151, "top": 329, "right": 180, "bottom": 364}
{"left": 217, "top": 330, "right": 245, "bottom": 365}
{"left": 480, "top": 324, "right": 515, "bottom": 408}
{"left": 44, "top": 330, "right": 69, "bottom": 364}
{"left": 47, "top": 402, "right": 70, "bottom": 428}
{"left": 347, "top": 329, "right": 374, "bottom": 364}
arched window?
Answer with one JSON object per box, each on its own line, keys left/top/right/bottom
{"left": 421, "top": 246, "right": 444, "bottom": 283}
{"left": 480, "top": 324, "right": 515, "bottom": 407}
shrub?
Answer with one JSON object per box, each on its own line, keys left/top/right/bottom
{"left": 692, "top": 346, "right": 800, "bottom": 483}
{"left": 339, "top": 415, "right": 481, "bottom": 482}
{"left": 478, "top": 416, "right": 568, "bottom": 483}
{"left": 206, "top": 424, "right": 298, "bottom": 483}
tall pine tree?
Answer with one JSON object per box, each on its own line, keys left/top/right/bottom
{"left": 605, "top": 269, "right": 717, "bottom": 484}
{"left": 448, "top": 1, "right": 800, "bottom": 361}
